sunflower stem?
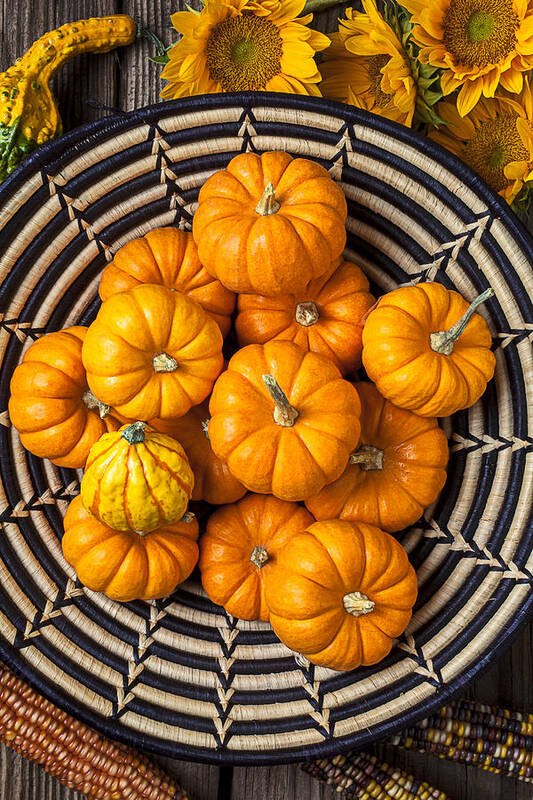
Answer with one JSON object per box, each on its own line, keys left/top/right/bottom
{"left": 302, "top": 0, "right": 346, "bottom": 12}
{"left": 138, "top": 26, "right": 172, "bottom": 64}
{"left": 430, "top": 287, "right": 494, "bottom": 355}
{"left": 262, "top": 374, "right": 299, "bottom": 427}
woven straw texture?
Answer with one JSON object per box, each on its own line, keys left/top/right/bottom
{"left": 0, "top": 93, "right": 531, "bottom": 765}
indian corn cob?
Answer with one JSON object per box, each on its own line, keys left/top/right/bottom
{"left": 390, "top": 698, "right": 533, "bottom": 781}
{"left": 303, "top": 750, "right": 449, "bottom": 799}
{"left": 0, "top": 663, "right": 186, "bottom": 800}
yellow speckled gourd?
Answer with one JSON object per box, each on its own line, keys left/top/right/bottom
{"left": 0, "top": 15, "right": 137, "bottom": 180}
{"left": 80, "top": 421, "right": 194, "bottom": 533}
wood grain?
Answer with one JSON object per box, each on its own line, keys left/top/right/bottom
{"left": 0, "top": 1, "right": 532, "bottom": 799}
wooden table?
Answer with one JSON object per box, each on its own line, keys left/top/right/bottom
{"left": 0, "top": 2, "right": 532, "bottom": 798}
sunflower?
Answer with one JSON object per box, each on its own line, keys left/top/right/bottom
{"left": 160, "top": 0, "right": 330, "bottom": 97}
{"left": 403, "top": 0, "right": 533, "bottom": 117}
{"left": 429, "top": 80, "right": 533, "bottom": 202}
{"left": 320, "top": 2, "right": 417, "bottom": 127}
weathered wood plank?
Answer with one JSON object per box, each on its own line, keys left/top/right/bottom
{"left": 231, "top": 762, "right": 337, "bottom": 800}
{"left": 118, "top": 0, "right": 177, "bottom": 111}
{"left": 158, "top": 757, "right": 221, "bottom": 800}
{"left": 0, "top": 747, "right": 83, "bottom": 799}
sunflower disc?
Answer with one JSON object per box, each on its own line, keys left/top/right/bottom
{"left": 0, "top": 94, "right": 531, "bottom": 764}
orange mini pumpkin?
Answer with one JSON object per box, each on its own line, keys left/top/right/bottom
{"left": 306, "top": 382, "right": 449, "bottom": 532}
{"left": 8, "top": 326, "right": 120, "bottom": 468}
{"left": 208, "top": 341, "right": 361, "bottom": 502}
{"left": 152, "top": 400, "right": 246, "bottom": 506}
{"left": 193, "top": 151, "right": 347, "bottom": 295}
{"left": 266, "top": 519, "right": 418, "bottom": 671}
{"left": 62, "top": 495, "right": 199, "bottom": 602}
{"left": 200, "top": 494, "right": 313, "bottom": 621}
{"left": 83, "top": 283, "right": 224, "bottom": 420}
{"left": 362, "top": 283, "right": 496, "bottom": 417}
{"left": 99, "top": 227, "right": 235, "bottom": 336}
{"left": 236, "top": 258, "right": 375, "bottom": 375}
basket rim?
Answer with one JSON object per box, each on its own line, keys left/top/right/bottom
{"left": 0, "top": 91, "right": 532, "bottom": 766}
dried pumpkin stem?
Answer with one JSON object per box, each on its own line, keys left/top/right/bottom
{"left": 122, "top": 421, "right": 147, "bottom": 444}
{"left": 250, "top": 545, "right": 269, "bottom": 568}
{"left": 152, "top": 351, "right": 178, "bottom": 373}
{"left": 343, "top": 591, "right": 375, "bottom": 616}
{"left": 430, "top": 287, "right": 494, "bottom": 356}
{"left": 349, "top": 445, "right": 384, "bottom": 471}
{"left": 262, "top": 374, "right": 299, "bottom": 427}
{"left": 82, "top": 390, "right": 111, "bottom": 420}
{"left": 202, "top": 419, "right": 210, "bottom": 440}
{"left": 255, "top": 183, "right": 280, "bottom": 216}
{"left": 295, "top": 301, "right": 319, "bottom": 327}
{"left": 181, "top": 511, "right": 196, "bottom": 523}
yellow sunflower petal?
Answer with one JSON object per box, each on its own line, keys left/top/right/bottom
{"left": 407, "top": 0, "right": 533, "bottom": 106}
{"left": 456, "top": 81, "right": 483, "bottom": 117}
{"left": 162, "top": 0, "right": 326, "bottom": 96}
{"left": 500, "top": 69, "right": 524, "bottom": 93}
{"left": 504, "top": 159, "right": 529, "bottom": 179}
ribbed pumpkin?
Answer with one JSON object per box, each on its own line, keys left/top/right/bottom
{"left": 80, "top": 422, "right": 194, "bottom": 532}
{"left": 151, "top": 400, "right": 246, "bottom": 506}
{"left": 8, "top": 326, "right": 120, "bottom": 468}
{"left": 62, "top": 495, "right": 199, "bottom": 602}
{"left": 82, "top": 283, "right": 224, "bottom": 420}
{"left": 306, "top": 382, "right": 449, "bottom": 532}
{"left": 266, "top": 519, "right": 418, "bottom": 672}
{"left": 208, "top": 341, "right": 361, "bottom": 501}
{"left": 362, "top": 283, "right": 496, "bottom": 417}
{"left": 193, "top": 151, "right": 347, "bottom": 295}
{"left": 236, "top": 258, "right": 375, "bottom": 375}
{"left": 200, "top": 494, "right": 313, "bottom": 621}
{"left": 99, "top": 228, "right": 235, "bottom": 336}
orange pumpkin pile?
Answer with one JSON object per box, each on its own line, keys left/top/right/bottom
{"left": 8, "top": 151, "right": 497, "bottom": 672}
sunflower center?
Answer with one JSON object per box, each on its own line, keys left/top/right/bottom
{"left": 468, "top": 11, "right": 494, "bottom": 41}
{"left": 367, "top": 54, "right": 393, "bottom": 108}
{"left": 206, "top": 13, "right": 283, "bottom": 91}
{"left": 463, "top": 114, "right": 528, "bottom": 191}
{"left": 443, "top": 0, "right": 519, "bottom": 68}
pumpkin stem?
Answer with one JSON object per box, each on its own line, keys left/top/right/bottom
{"left": 349, "top": 445, "right": 384, "bottom": 471}
{"left": 152, "top": 352, "right": 178, "bottom": 373}
{"left": 255, "top": 183, "right": 280, "bottom": 216}
{"left": 122, "top": 421, "right": 147, "bottom": 444}
{"left": 250, "top": 545, "right": 269, "bottom": 568}
{"left": 429, "top": 287, "right": 494, "bottom": 356}
{"left": 262, "top": 374, "right": 299, "bottom": 427}
{"left": 201, "top": 419, "right": 210, "bottom": 440}
{"left": 181, "top": 511, "right": 196, "bottom": 523}
{"left": 82, "top": 390, "right": 111, "bottom": 420}
{"left": 295, "top": 301, "right": 319, "bottom": 327}
{"left": 343, "top": 591, "right": 375, "bottom": 617}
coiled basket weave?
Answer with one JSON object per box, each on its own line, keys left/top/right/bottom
{"left": 0, "top": 93, "right": 531, "bottom": 765}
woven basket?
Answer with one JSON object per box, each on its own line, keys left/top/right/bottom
{"left": 0, "top": 93, "right": 531, "bottom": 766}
